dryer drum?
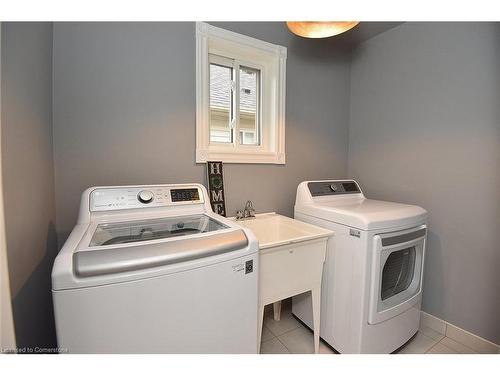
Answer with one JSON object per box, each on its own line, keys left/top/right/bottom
{"left": 381, "top": 247, "right": 416, "bottom": 301}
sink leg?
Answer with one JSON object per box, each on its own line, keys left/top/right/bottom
{"left": 257, "top": 303, "right": 265, "bottom": 353}
{"left": 273, "top": 301, "right": 282, "bottom": 321}
{"left": 311, "top": 288, "right": 321, "bottom": 354}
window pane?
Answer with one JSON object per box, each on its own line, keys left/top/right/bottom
{"left": 239, "top": 66, "right": 260, "bottom": 145}
{"left": 239, "top": 131, "right": 255, "bottom": 144}
{"left": 381, "top": 247, "right": 416, "bottom": 301}
{"left": 210, "top": 63, "right": 233, "bottom": 143}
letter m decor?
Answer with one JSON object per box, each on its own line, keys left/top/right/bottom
{"left": 206, "top": 161, "right": 227, "bottom": 217}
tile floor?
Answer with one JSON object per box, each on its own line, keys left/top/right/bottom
{"left": 260, "top": 302, "right": 479, "bottom": 354}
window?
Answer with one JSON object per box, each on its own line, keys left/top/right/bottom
{"left": 209, "top": 60, "right": 260, "bottom": 146}
{"left": 238, "top": 66, "right": 260, "bottom": 146}
{"left": 196, "top": 22, "right": 287, "bottom": 164}
{"left": 209, "top": 60, "right": 234, "bottom": 144}
{"left": 381, "top": 247, "right": 416, "bottom": 301}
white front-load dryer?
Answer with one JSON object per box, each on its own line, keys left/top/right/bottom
{"left": 292, "top": 180, "right": 427, "bottom": 353}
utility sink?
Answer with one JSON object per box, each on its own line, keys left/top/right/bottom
{"left": 231, "top": 212, "right": 333, "bottom": 354}
{"left": 233, "top": 212, "right": 332, "bottom": 249}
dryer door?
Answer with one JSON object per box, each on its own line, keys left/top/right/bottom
{"left": 368, "top": 225, "right": 426, "bottom": 325}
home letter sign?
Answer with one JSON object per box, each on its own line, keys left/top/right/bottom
{"left": 207, "top": 161, "right": 226, "bottom": 217}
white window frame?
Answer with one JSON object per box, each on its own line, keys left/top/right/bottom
{"left": 196, "top": 22, "right": 287, "bottom": 164}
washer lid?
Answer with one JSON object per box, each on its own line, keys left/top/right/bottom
{"left": 70, "top": 214, "right": 250, "bottom": 278}
{"left": 296, "top": 198, "right": 427, "bottom": 231}
{"left": 88, "top": 214, "right": 227, "bottom": 247}
{"left": 74, "top": 228, "right": 248, "bottom": 278}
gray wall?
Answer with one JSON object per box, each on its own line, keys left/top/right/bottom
{"left": 53, "top": 22, "right": 351, "bottom": 242}
{"left": 348, "top": 22, "right": 500, "bottom": 344}
{"left": 1, "top": 22, "right": 58, "bottom": 349}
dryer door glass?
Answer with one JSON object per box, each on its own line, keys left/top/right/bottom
{"left": 89, "top": 214, "right": 228, "bottom": 247}
{"left": 381, "top": 246, "right": 416, "bottom": 301}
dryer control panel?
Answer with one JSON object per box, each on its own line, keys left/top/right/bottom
{"left": 308, "top": 180, "right": 361, "bottom": 197}
{"left": 89, "top": 185, "right": 204, "bottom": 212}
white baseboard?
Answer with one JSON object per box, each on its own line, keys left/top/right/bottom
{"left": 420, "top": 311, "right": 500, "bottom": 354}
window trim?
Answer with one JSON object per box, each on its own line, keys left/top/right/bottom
{"left": 196, "top": 22, "right": 286, "bottom": 164}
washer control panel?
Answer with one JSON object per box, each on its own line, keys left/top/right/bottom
{"left": 90, "top": 185, "right": 203, "bottom": 212}
{"left": 308, "top": 180, "right": 361, "bottom": 197}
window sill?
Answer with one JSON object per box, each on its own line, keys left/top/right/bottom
{"left": 196, "top": 149, "right": 285, "bottom": 164}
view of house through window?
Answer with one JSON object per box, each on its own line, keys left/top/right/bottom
{"left": 239, "top": 66, "right": 259, "bottom": 145}
{"left": 209, "top": 57, "right": 260, "bottom": 145}
{"left": 209, "top": 63, "right": 234, "bottom": 143}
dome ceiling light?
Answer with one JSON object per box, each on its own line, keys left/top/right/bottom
{"left": 286, "top": 21, "right": 360, "bottom": 38}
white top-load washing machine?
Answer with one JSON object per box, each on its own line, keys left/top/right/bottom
{"left": 52, "top": 183, "right": 259, "bottom": 354}
{"left": 292, "top": 180, "right": 427, "bottom": 353}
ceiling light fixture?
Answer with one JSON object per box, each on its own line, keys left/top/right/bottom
{"left": 286, "top": 21, "right": 360, "bottom": 38}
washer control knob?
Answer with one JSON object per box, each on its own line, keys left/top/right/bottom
{"left": 137, "top": 190, "right": 154, "bottom": 204}
{"left": 330, "top": 184, "right": 338, "bottom": 192}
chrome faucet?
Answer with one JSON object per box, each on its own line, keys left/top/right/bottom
{"left": 244, "top": 200, "right": 256, "bottom": 218}
{"left": 236, "top": 200, "right": 256, "bottom": 220}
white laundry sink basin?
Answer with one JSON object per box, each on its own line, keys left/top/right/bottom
{"left": 231, "top": 212, "right": 333, "bottom": 354}
{"left": 232, "top": 212, "right": 332, "bottom": 249}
